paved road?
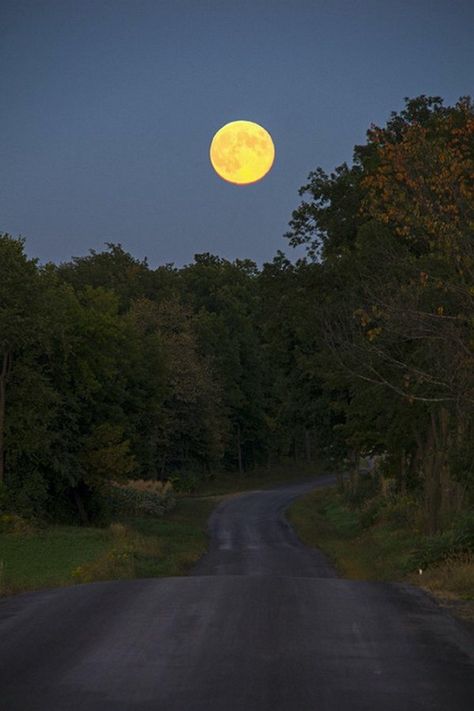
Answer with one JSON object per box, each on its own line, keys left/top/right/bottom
{"left": 0, "top": 477, "right": 472, "bottom": 710}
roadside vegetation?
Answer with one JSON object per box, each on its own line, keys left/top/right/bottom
{"left": 0, "top": 496, "right": 215, "bottom": 596}
{"left": 0, "top": 464, "right": 318, "bottom": 596}
{"left": 1, "top": 95, "right": 473, "bottom": 600}
{"left": 288, "top": 474, "right": 474, "bottom": 619}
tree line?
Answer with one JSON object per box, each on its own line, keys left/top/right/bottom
{"left": 1, "top": 95, "right": 472, "bottom": 531}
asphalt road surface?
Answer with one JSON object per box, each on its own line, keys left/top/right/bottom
{"left": 0, "top": 476, "right": 473, "bottom": 710}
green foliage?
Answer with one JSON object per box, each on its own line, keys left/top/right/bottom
{"left": 81, "top": 424, "right": 137, "bottom": 483}
{"left": 342, "top": 473, "right": 380, "bottom": 508}
{"left": 284, "top": 95, "right": 474, "bottom": 533}
{"left": 181, "top": 254, "right": 267, "bottom": 471}
{"left": 320, "top": 499, "right": 361, "bottom": 537}
{"left": 169, "top": 472, "right": 204, "bottom": 494}
{"left": 0, "top": 239, "right": 230, "bottom": 522}
{"left": 0, "top": 482, "right": 8, "bottom": 512}
{"left": 4, "top": 469, "right": 50, "bottom": 518}
{"left": 108, "top": 482, "right": 176, "bottom": 517}
{"left": 380, "top": 495, "right": 419, "bottom": 528}
{"left": 1, "top": 95, "right": 472, "bottom": 532}
{"left": 409, "top": 513, "right": 474, "bottom": 570}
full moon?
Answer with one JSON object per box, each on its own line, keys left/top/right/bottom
{"left": 210, "top": 120, "right": 275, "bottom": 185}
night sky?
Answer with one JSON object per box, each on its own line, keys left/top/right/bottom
{"left": 1, "top": 0, "right": 473, "bottom": 267}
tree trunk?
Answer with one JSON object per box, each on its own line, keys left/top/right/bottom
{"left": 336, "top": 470, "right": 345, "bottom": 492}
{"left": 0, "top": 351, "right": 12, "bottom": 484}
{"left": 266, "top": 451, "right": 273, "bottom": 471}
{"left": 424, "top": 409, "right": 449, "bottom": 534}
{"left": 348, "top": 449, "right": 359, "bottom": 496}
{"left": 0, "top": 377, "right": 4, "bottom": 485}
{"left": 304, "top": 428, "right": 312, "bottom": 462}
{"left": 72, "top": 488, "right": 89, "bottom": 525}
{"left": 159, "top": 454, "right": 167, "bottom": 480}
{"left": 236, "top": 424, "right": 243, "bottom": 475}
{"left": 438, "top": 407, "right": 451, "bottom": 522}
{"left": 453, "top": 415, "right": 466, "bottom": 512}
{"left": 399, "top": 449, "right": 407, "bottom": 495}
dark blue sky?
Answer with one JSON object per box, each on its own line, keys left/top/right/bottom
{"left": 1, "top": 0, "right": 473, "bottom": 267}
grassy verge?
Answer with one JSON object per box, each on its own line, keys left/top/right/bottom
{"left": 0, "top": 497, "right": 215, "bottom": 597}
{"left": 287, "top": 487, "right": 474, "bottom": 623}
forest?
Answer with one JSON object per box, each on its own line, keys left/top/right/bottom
{"left": 1, "top": 95, "right": 473, "bottom": 538}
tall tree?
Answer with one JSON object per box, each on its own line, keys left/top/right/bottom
{"left": 285, "top": 96, "right": 474, "bottom": 530}
{"left": 0, "top": 236, "right": 46, "bottom": 485}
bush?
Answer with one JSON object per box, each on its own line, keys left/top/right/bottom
{"left": 4, "top": 469, "right": 49, "bottom": 518}
{"left": 72, "top": 546, "right": 136, "bottom": 583}
{"left": 322, "top": 499, "right": 361, "bottom": 537}
{"left": 408, "top": 513, "right": 474, "bottom": 570}
{"left": 359, "top": 499, "right": 382, "bottom": 529}
{"left": 381, "top": 495, "right": 420, "bottom": 528}
{"left": 0, "top": 482, "right": 10, "bottom": 513}
{"left": 169, "top": 472, "right": 203, "bottom": 494}
{"left": 0, "top": 513, "right": 37, "bottom": 535}
{"left": 343, "top": 472, "right": 380, "bottom": 508}
{"left": 452, "top": 512, "right": 474, "bottom": 554}
{"left": 124, "top": 479, "right": 174, "bottom": 495}
{"left": 108, "top": 480, "right": 176, "bottom": 517}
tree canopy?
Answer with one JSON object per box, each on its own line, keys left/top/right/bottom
{"left": 1, "top": 95, "right": 472, "bottom": 531}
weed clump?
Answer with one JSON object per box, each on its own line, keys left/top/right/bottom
{"left": 0, "top": 513, "right": 38, "bottom": 536}
{"left": 109, "top": 480, "right": 176, "bottom": 517}
{"left": 72, "top": 522, "right": 163, "bottom": 583}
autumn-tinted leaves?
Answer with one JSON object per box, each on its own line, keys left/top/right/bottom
{"left": 1, "top": 95, "right": 472, "bottom": 532}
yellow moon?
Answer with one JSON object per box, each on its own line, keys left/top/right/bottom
{"left": 210, "top": 120, "right": 275, "bottom": 185}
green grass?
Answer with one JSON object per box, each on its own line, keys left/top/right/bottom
{"left": 0, "top": 526, "right": 111, "bottom": 595}
{"left": 0, "top": 497, "right": 216, "bottom": 596}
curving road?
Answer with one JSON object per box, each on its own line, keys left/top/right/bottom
{"left": 0, "top": 476, "right": 473, "bottom": 710}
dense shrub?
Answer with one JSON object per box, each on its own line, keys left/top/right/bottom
{"left": 408, "top": 513, "right": 474, "bottom": 570}
{"left": 169, "top": 472, "right": 204, "bottom": 494}
{"left": 343, "top": 472, "right": 380, "bottom": 508}
{"left": 381, "top": 495, "right": 420, "bottom": 528}
{"left": 108, "top": 480, "right": 176, "bottom": 517}
{"left": 0, "top": 513, "right": 37, "bottom": 535}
